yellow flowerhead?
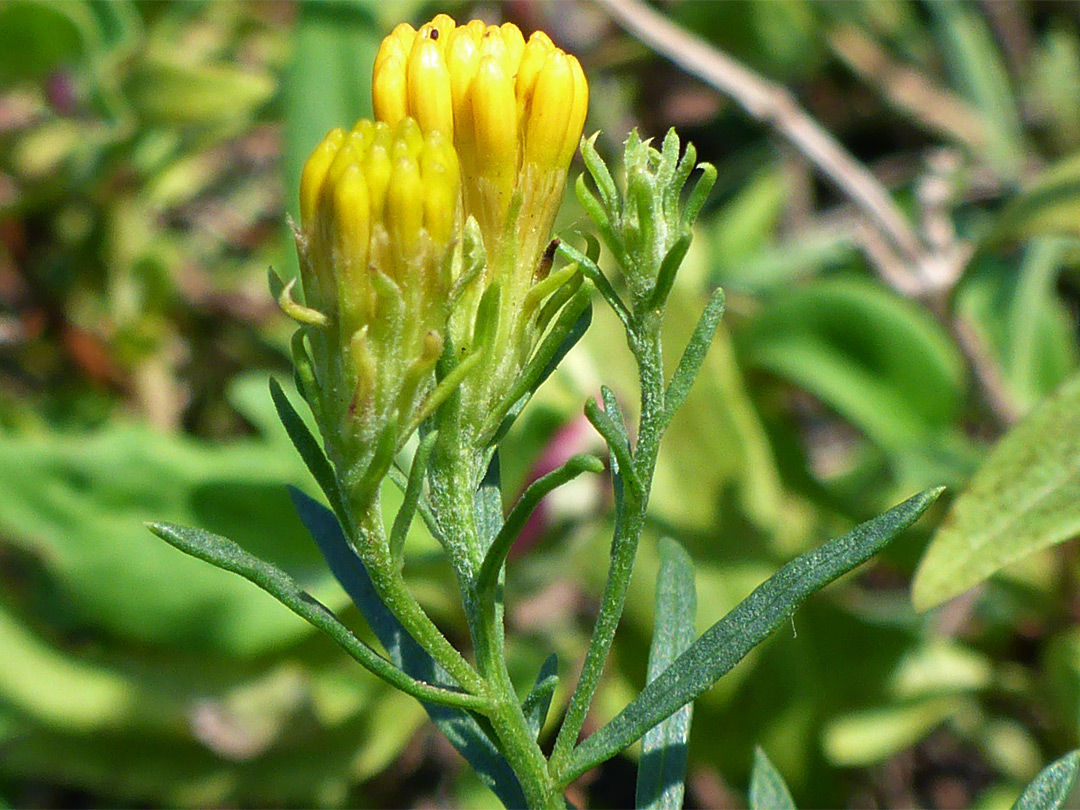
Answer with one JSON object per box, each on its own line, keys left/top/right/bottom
{"left": 372, "top": 15, "right": 588, "bottom": 268}
{"left": 293, "top": 118, "right": 462, "bottom": 509}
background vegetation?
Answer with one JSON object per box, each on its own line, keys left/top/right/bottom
{"left": 2, "top": 1, "right": 1080, "bottom": 807}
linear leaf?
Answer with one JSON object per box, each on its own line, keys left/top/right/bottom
{"left": 635, "top": 538, "right": 697, "bottom": 810}
{"left": 1011, "top": 750, "right": 1080, "bottom": 810}
{"left": 144, "top": 522, "right": 482, "bottom": 711}
{"left": 562, "top": 487, "right": 943, "bottom": 783}
{"left": 269, "top": 378, "right": 347, "bottom": 524}
{"left": 664, "top": 287, "right": 726, "bottom": 423}
{"left": 477, "top": 454, "right": 603, "bottom": 602}
{"left": 522, "top": 653, "right": 559, "bottom": 741}
{"left": 749, "top": 747, "right": 796, "bottom": 810}
{"left": 912, "top": 372, "right": 1080, "bottom": 610}
{"left": 287, "top": 489, "right": 526, "bottom": 808}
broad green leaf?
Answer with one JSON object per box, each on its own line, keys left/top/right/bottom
{"left": 742, "top": 277, "right": 966, "bottom": 451}
{"left": 0, "top": 600, "right": 182, "bottom": 733}
{"left": 749, "top": 746, "right": 796, "bottom": 810}
{"left": 912, "top": 372, "right": 1080, "bottom": 610}
{"left": 1011, "top": 750, "right": 1080, "bottom": 810}
{"left": 636, "top": 538, "right": 697, "bottom": 810}
{"left": 0, "top": 376, "right": 343, "bottom": 655}
{"left": 562, "top": 487, "right": 942, "bottom": 783}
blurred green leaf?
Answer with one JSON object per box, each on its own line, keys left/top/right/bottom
{"left": 0, "top": 1, "right": 86, "bottom": 82}
{"left": 913, "top": 372, "right": 1080, "bottom": 610}
{"left": 988, "top": 152, "right": 1080, "bottom": 243}
{"left": 930, "top": 0, "right": 1023, "bottom": 181}
{"left": 823, "top": 697, "right": 972, "bottom": 766}
{"left": 635, "top": 538, "right": 697, "bottom": 810}
{"left": 128, "top": 51, "right": 275, "bottom": 126}
{"left": 1011, "top": 750, "right": 1080, "bottom": 810}
{"left": 742, "top": 277, "right": 966, "bottom": 451}
{"left": 0, "top": 375, "right": 343, "bottom": 654}
{"left": 749, "top": 746, "right": 796, "bottom": 810}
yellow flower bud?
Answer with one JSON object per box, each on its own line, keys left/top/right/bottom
{"left": 406, "top": 38, "right": 453, "bottom": 136}
{"left": 420, "top": 131, "right": 461, "bottom": 247}
{"left": 470, "top": 55, "right": 518, "bottom": 223}
{"left": 371, "top": 16, "right": 589, "bottom": 260}
{"left": 524, "top": 51, "right": 574, "bottom": 171}
{"left": 388, "top": 153, "right": 423, "bottom": 264}
{"left": 372, "top": 55, "right": 408, "bottom": 127}
{"left": 300, "top": 127, "right": 345, "bottom": 226}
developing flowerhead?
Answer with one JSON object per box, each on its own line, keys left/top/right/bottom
{"left": 293, "top": 118, "right": 461, "bottom": 509}
{"left": 373, "top": 14, "right": 588, "bottom": 272}
{"left": 371, "top": 15, "right": 590, "bottom": 445}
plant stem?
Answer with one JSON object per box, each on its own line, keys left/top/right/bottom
{"left": 431, "top": 446, "right": 565, "bottom": 810}
{"left": 355, "top": 510, "right": 486, "bottom": 696}
{"left": 550, "top": 319, "right": 666, "bottom": 781}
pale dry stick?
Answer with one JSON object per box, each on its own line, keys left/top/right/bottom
{"left": 595, "top": 0, "right": 935, "bottom": 290}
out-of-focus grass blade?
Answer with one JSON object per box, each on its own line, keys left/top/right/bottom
{"left": 930, "top": 0, "right": 1023, "bottom": 182}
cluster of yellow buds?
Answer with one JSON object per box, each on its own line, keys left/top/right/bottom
{"left": 373, "top": 14, "right": 587, "bottom": 281}
{"left": 292, "top": 117, "right": 462, "bottom": 508}
{"left": 371, "top": 15, "right": 589, "bottom": 440}
{"left": 288, "top": 13, "right": 589, "bottom": 511}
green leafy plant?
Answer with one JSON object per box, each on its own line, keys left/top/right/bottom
{"left": 143, "top": 14, "right": 953, "bottom": 808}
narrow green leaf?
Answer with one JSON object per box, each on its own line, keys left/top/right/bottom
{"left": 287, "top": 489, "right": 527, "bottom": 808}
{"left": 489, "top": 294, "right": 593, "bottom": 445}
{"left": 576, "top": 172, "right": 628, "bottom": 268}
{"left": 635, "top": 538, "right": 697, "bottom": 810}
{"left": 389, "top": 430, "right": 438, "bottom": 563}
{"left": 664, "top": 287, "right": 726, "bottom": 423}
{"left": 912, "top": 372, "right": 1080, "bottom": 610}
{"left": 557, "top": 239, "right": 633, "bottom": 331}
{"left": 522, "top": 653, "right": 559, "bottom": 741}
{"left": 586, "top": 397, "right": 642, "bottom": 501}
{"left": 749, "top": 747, "right": 797, "bottom": 810}
{"left": 476, "top": 451, "right": 504, "bottom": 553}
{"left": 268, "top": 378, "right": 347, "bottom": 525}
{"left": 681, "top": 162, "right": 717, "bottom": 230}
{"left": 581, "top": 131, "right": 619, "bottom": 212}
{"left": 145, "top": 522, "right": 484, "bottom": 711}
{"left": 645, "top": 232, "right": 692, "bottom": 314}
{"left": 1011, "top": 750, "right": 1080, "bottom": 810}
{"left": 561, "top": 487, "right": 943, "bottom": 784}
{"left": 477, "top": 454, "right": 604, "bottom": 602}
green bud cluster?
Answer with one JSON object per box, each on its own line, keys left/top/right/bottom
{"left": 577, "top": 128, "right": 716, "bottom": 316}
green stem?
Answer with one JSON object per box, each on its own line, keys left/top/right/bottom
{"left": 355, "top": 510, "right": 486, "bottom": 696}
{"left": 430, "top": 442, "right": 564, "bottom": 810}
{"left": 550, "top": 319, "right": 666, "bottom": 781}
